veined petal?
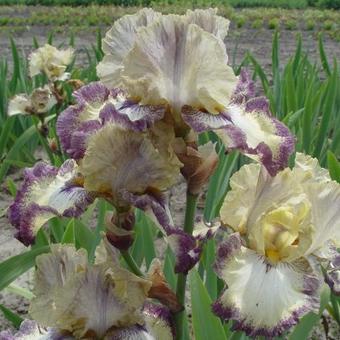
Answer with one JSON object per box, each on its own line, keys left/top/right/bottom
{"left": 30, "top": 245, "right": 88, "bottom": 327}
{"left": 8, "top": 160, "right": 94, "bottom": 245}
{"left": 30, "top": 242, "right": 152, "bottom": 339}
{"left": 213, "top": 233, "right": 320, "bottom": 337}
{"left": 97, "top": 8, "right": 161, "bottom": 88}
{"left": 143, "top": 303, "right": 175, "bottom": 340}
{"left": 122, "top": 15, "right": 237, "bottom": 122}
{"left": 216, "top": 103, "right": 295, "bottom": 176}
{"left": 185, "top": 8, "right": 230, "bottom": 41}
{"left": 80, "top": 123, "right": 181, "bottom": 199}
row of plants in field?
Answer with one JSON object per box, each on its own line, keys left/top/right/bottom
{"left": 0, "top": 8, "right": 339, "bottom": 338}
{"left": 1, "top": 0, "right": 340, "bottom": 9}
{"left": 0, "top": 5, "right": 339, "bottom": 41}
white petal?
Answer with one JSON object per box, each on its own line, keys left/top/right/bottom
{"left": 122, "top": 15, "right": 237, "bottom": 120}
{"left": 304, "top": 181, "right": 340, "bottom": 255}
{"left": 213, "top": 234, "right": 320, "bottom": 337}
{"left": 8, "top": 94, "right": 31, "bottom": 116}
{"left": 97, "top": 8, "right": 161, "bottom": 88}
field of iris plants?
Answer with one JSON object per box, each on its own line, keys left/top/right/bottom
{"left": 0, "top": 6, "right": 339, "bottom": 340}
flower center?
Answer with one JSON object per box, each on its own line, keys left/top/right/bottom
{"left": 260, "top": 203, "right": 310, "bottom": 264}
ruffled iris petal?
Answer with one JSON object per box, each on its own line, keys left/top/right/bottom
{"left": 143, "top": 303, "right": 175, "bottom": 340}
{"left": 182, "top": 73, "right": 295, "bottom": 176}
{"left": 121, "top": 15, "right": 237, "bottom": 121}
{"left": 213, "top": 234, "right": 320, "bottom": 338}
{"left": 30, "top": 243, "right": 152, "bottom": 339}
{"left": 97, "top": 8, "right": 161, "bottom": 89}
{"left": 57, "top": 82, "right": 166, "bottom": 159}
{"left": 8, "top": 160, "right": 94, "bottom": 246}
{"left": 80, "top": 123, "right": 181, "bottom": 198}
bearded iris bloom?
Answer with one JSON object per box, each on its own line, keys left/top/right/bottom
{"left": 8, "top": 86, "right": 57, "bottom": 116}
{"left": 213, "top": 153, "right": 340, "bottom": 337}
{"left": 29, "top": 44, "right": 74, "bottom": 81}
{"left": 97, "top": 8, "right": 295, "bottom": 175}
{"left": 0, "top": 239, "right": 174, "bottom": 340}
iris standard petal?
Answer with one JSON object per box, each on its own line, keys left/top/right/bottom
{"left": 97, "top": 8, "right": 161, "bottom": 88}
{"left": 80, "top": 123, "right": 181, "bottom": 199}
{"left": 213, "top": 233, "right": 320, "bottom": 337}
{"left": 8, "top": 160, "right": 94, "bottom": 245}
{"left": 121, "top": 15, "right": 237, "bottom": 123}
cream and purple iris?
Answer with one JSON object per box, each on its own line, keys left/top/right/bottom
{"left": 97, "top": 8, "right": 295, "bottom": 175}
{"left": 213, "top": 153, "right": 340, "bottom": 337}
{"left": 0, "top": 240, "right": 174, "bottom": 340}
{"left": 8, "top": 160, "right": 94, "bottom": 246}
{"left": 29, "top": 44, "right": 74, "bottom": 81}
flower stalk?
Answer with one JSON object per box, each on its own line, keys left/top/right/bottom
{"left": 121, "top": 249, "right": 144, "bottom": 277}
{"left": 174, "top": 192, "right": 198, "bottom": 338}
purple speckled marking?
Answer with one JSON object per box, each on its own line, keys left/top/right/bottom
{"left": 143, "top": 302, "right": 175, "bottom": 338}
{"left": 232, "top": 69, "right": 255, "bottom": 104}
{"left": 8, "top": 161, "right": 94, "bottom": 246}
{"left": 212, "top": 234, "right": 321, "bottom": 337}
{"left": 57, "top": 82, "right": 166, "bottom": 158}
{"left": 181, "top": 69, "right": 295, "bottom": 176}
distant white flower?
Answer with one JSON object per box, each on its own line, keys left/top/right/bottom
{"left": 29, "top": 44, "right": 74, "bottom": 81}
{"left": 8, "top": 86, "right": 57, "bottom": 116}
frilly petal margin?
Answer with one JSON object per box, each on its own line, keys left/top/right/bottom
{"left": 143, "top": 303, "right": 175, "bottom": 340}
{"left": 212, "top": 233, "right": 321, "bottom": 337}
{"left": 121, "top": 191, "right": 219, "bottom": 273}
{"left": 8, "top": 160, "right": 94, "bottom": 246}
{"left": 57, "top": 82, "right": 166, "bottom": 159}
{"left": 325, "top": 253, "right": 340, "bottom": 295}
{"left": 182, "top": 72, "right": 295, "bottom": 176}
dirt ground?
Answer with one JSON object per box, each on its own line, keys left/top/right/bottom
{"left": 0, "top": 24, "right": 339, "bottom": 73}
{"left": 0, "top": 21, "right": 339, "bottom": 337}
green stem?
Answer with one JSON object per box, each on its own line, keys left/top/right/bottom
{"left": 121, "top": 250, "right": 144, "bottom": 277}
{"left": 174, "top": 192, "right": 198, "bottom": 339}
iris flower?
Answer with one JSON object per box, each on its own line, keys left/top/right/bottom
{"left": 29, "top": 44, "right": 74, "bottom": 81}
{"left": 0, "top": 239, "right": 174, "bottom": 339}
{"left": 97, "top": 8, "right": 295, "bottom": 175}
{"left": 8, "top": 86, "right": 57, "bottom": 116}
{"left": 213, "top": 153, "right": 340, "bottom": 337}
